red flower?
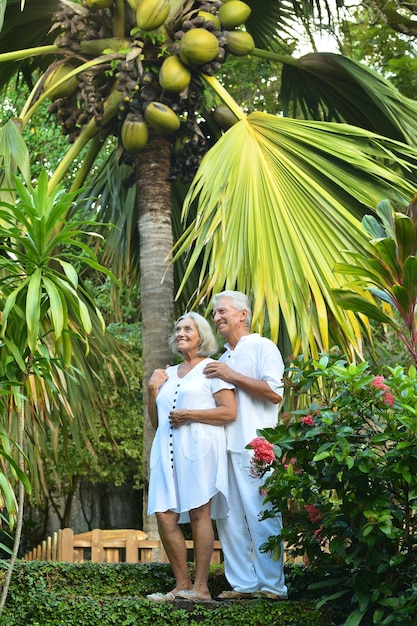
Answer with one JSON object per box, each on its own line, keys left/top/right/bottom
{"left": 282, "top": 454, "right": 301, "bottom": 474}
{"left": 305, "top": 504, "right": 322, "bottom": 523}
{"left": 302, "top": 414, "right": 315, "bottom": 426}
{"left": 248, "top": 437, "right": 276, "bottom": 464}
{"left": 383, "top": 391, "right": 394, "bottom": 406}
{"left": 370, "top": 376, "right": 394, "bottom": 406}
{"left": 371, "top": 375, "right": 387, "bottom": 390}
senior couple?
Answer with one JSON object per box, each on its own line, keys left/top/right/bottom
{"left": 146, "top": 291, "right": 287, "bottom": 603}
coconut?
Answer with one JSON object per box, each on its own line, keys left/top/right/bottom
{"left": 43, "top": 64, "right": 78, "bottom": 100}
{"left": 144, "top": 101, "right": 181, "bottom": 133}
{"left": 178, "top": 28, "right": 219, "bottom": 66}
{"left": 218, "top": 1, "right": 251, "bottom": 29}
{"left": 121, "top": 115, "right": 149, "bottom": 153}
{"left": 226, "top": 30, "right": 255, "bottom": 56}
{"left": 159, "top": 56, "right": 191, "bottom": 93}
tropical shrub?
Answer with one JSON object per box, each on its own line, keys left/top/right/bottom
{"left": 253, "top": 354, "right": 417, "bottom": 625}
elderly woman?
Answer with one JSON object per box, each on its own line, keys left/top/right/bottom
{"left": 146, "top": 312, "right": 236, "bottom": 603}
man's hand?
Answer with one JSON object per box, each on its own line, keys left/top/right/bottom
{"left": 203, "top": 361, "right": 235, "bottom": 383}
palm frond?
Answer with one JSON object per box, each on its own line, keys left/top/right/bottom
{"left": 173, "top": 112, "right": 417, "bottom": 356}
{"left": 279, "top": 53, "right": 417, "bottom": 150}
{"left": 0, "top": 0, "right": 59, "bottom": 87}
{"left": 245, "top": 0, "right": 337, "bottom": 50}
{"left": 77, "top": 152, "right": 140, "bottom": 284}
{"left": 0, "top": 119, "right": 31, "bottom": 194}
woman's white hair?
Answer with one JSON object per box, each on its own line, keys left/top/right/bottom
{"left": 168, "top": 312, "right": 218, "bottom": 356}
{"left": 212, "top": 291, "right": 252, "bottom": 328}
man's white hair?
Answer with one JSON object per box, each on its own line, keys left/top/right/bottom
{"left": 212, "top": 291, "right": 252, "bottom": 328}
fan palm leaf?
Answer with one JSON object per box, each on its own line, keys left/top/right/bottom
{"left": 174, "top": 111, "right": 417, "bottom": 355}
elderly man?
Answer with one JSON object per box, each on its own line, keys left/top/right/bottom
{"left": 204, "top": 290, "right": 287, "bottom": 601}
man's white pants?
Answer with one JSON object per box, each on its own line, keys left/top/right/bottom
{"left": 216, "top": 451, "right": 287, "bottom": 596}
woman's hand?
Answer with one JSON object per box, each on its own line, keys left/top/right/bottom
{"left": 148, "top": 368, "right": 169, "bottom": 391}
{"left": 148, "top": 367, "right": 169, "bottom": 429}
{"left": 169, "top": 409, "right": 190, "bottom": 428}
{"left": 169, "top": 388, "right": 236, "bottom": 427}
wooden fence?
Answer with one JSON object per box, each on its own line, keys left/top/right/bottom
{"left": 23, "top": 528, "right": 223, "bottom": 565}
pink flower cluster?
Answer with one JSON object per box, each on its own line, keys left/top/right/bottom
{"left": 305, "top": 504, "right": 322, "bottom": 523}
{"left": 248, "top": 437, "right": 276, "bottom": 465}
{"left": 370, "top": 375, "right": 395, "bottom": 407}
{"left": 282, "top": 454, "right": 301, "bottom": 474}
{"left": 302, "top": 414, "right": 315, "bottom": 426}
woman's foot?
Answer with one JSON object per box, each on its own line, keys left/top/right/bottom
{"left": 175, "top": 589, "right": 212, "bottom": 602}
{"left": 147, "top": 584, "right": 193, "bottom": 602}
{"left": 146, "top": 592, "right": 177, "bottom": 602}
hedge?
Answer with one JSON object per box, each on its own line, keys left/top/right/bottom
{"left": 0, "top": 561, "right": 345, "bottom": 625}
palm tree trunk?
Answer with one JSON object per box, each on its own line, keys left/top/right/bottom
{"left": 135, "top": 132, "right": 174, "bottom": 539}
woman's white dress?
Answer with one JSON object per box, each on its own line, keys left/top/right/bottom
{"left": 147, "top": 358, "right": 233, "bottom": 524}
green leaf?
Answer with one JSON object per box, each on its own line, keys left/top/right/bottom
{"left": 3, "top": 337, "right": 26, "bottom": 372}
{"left": 26, "top": 267, "right": 42, "bottom": 351}
{"left": 279, "top": 52, "right": 417, "bottom": 150}
{"left": 43, "top": 276, "right": 65, "bottom": 340}
{"left": 402, "top": 256, "right": 417, "bottom": 306}
{"left": 78, "top": 299, "right": 92, "bottom": 335}
{"left": 56, "top": 259, "right": 79, "bottom": 288}
{"left": 315, "top": 589, "right": 349, "bottom": 607}
{"left": 0, "top": 118, "right": 31, "bottom": 187}
{"left": 373, "top": 608, "right": 385, "bottom": 623}
{"left": 373, "top": 238, "right": 402, "bottom": 279}
{"left": 375, "top": 199, "right": 397, "bottom": 240}
{"left": 174, "top": 111, "right": 416, "bottom": 352}
{"left": 312, "top": 451, "right": 331, "bottom": 461}
{"left": 344, "top": 608, "right": 367, "bottom": 626}
{"left": 394, "top": 213, "right": 416, "bottom": 263}
{"left": 332, "top": 290, "right": 396, "bottom": 325}
{"left": 0, "top": 472, "right": 16, "bottom": 528}
{"left": 362, "top": 214, "right": 386, "bottom": 239}
{"left": 391, "top": 283, "right": 411, "bottom": 316}
{"left": 1, "top": 279, "right": 29, "bottom": 334}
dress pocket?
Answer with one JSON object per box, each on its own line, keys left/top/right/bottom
{"left": 182, "top": 423, "right": 211, "bottom": 460}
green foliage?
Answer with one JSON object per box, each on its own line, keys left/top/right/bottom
{"left": 0, "top": 427, "right": 31, "bottom": 528}
{"left": 0, "top": 170, "right": 115, "bottom": 359}
{"left": 340, "top": 8, "right": 417, "bottom": 99}
{"left": 41, "top": 322, "right": 143, "bottom": 494}
{"left": 1, "top": 79, "right": 74, "bottom": 181}
{"left": 219, "top": 55, "right": 281, "bottom": 114}
{"left": 0, "top": 561, "right": 336, "bottom": 625}
{"left": 333, "top": 198, "right": 417, "bottom": 367}
{"left": 256, "top": 353, "right": 417, "bottom": 625}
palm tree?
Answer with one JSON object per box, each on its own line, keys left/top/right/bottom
{"left": 1, "top": 0, "right": 417, "bottom": 537}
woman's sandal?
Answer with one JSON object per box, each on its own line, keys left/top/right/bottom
{"left": 146, "top": 591, "right": 177, "bottom": 602}
{"left": 175, "top": 589, "right": 212, "bottom": 602}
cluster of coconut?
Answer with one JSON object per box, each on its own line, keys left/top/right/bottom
{"left": 43, "top": 0, "right": 253, "bottom": 177}
{"left": 120, "top": 0, "right": 254, "bottom": 154}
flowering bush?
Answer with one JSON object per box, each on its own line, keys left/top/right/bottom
{"left": 256, "top": 353, "right": 417, "bottom": 625}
